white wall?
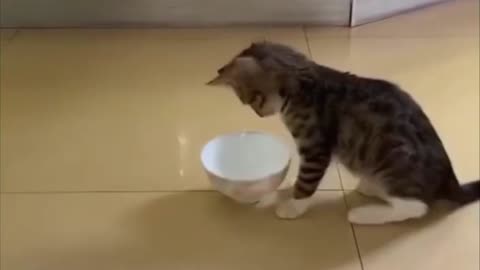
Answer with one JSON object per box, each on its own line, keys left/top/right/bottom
{"left": 0, "top": 0, "right": 453, "bottom": 28}
{"left": 0, "top": 0, "right": 352, "bottom": 27}
{"left": 351, "top": 0, "right": 447, "bottom": 25}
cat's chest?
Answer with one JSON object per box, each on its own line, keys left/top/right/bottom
{"left": 281, "top": 111, "right": 318, "bottom": 143}
{"left": 280, "top": 113, "right": 301, "bottom": 132}
{"left": 280, "top": 114, "right": 294, "bottom": 131}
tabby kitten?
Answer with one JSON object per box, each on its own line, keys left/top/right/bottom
{"left": 207, "top": 42, "right": 479, "bottom": 225}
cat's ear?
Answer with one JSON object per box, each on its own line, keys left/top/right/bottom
{"left": 207, "top": 56, "right": 261, "bottom": 86}
{"left": 206, "top": 74, "right": 227, "bottom": 86}
{"left": 233, "top": 56, "right": 261, "bottom": 74}
{"left": 207, "top": 63, "right": 232, "bottom": 86}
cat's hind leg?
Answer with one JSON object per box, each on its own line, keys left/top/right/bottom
{"left": 355, "top": 179, "right": 383, "bottom": 198}
{"left": 348, "top": 196, "right": 429, "bottom": 225}
{"left": 348, "top": 173, "right": 430, "bottom": 224}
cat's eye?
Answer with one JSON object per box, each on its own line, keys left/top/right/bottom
{"left": 248, "top": 91, "right": 260, "bottom": 103}
{"left": 250, "top": 91, "right": 266, "bottom": 108}
{"left": 217, "top": 67, "right": 226, "bottom": 74}
{"left": 247, "top": 94, "right": 256, "bottom": 104}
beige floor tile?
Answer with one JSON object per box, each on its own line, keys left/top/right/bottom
{"left": 346, "top": 193, "right": 480, "bottom": 270}
{"left": 0, "top": 29, "right": 342, "bottom": 192}
{"left": 309, "top": 36, "right": 479, "bottom": 188}
{"left": 0, "top": 29, "right": 17, "bottom": 45}
{"left": 1, "top": 191, "right": 361, "bottom": 270}
{"left": 305, "top": 35, "right": 353, "bottom": 72}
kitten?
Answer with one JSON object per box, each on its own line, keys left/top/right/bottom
{"left": 207, "top": 42, "right": 479, "bottom": 225}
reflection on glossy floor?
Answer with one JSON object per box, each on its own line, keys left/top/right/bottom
{"left": 1, "top": 1, "right": 478, "bottom": 269}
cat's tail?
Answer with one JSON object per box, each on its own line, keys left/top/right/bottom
{"left": 449, "top": 180, "right": 480, "bottom": 205}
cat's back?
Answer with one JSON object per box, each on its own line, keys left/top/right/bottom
{"left": 341, "top": 75, "right": 425, "bottom": 122}
{"left": 335, "top": 75, "right": 447, "bottom": 173}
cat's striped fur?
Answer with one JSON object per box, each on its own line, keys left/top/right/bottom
{"left": 208, "top": 42, "right": 479, "bottom": 224}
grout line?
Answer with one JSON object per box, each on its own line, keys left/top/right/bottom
{"left": 9, "top": 29, "right": 20, "bottom": 42}
{"left": 0, "top": 188, "right": 345, "bottom": 195}
{"left": 344, "top": 196, "right": 365, "bottom": 270}
{"left": 335, "top": 162, "right": 347, "bottom": 191}
{"left": 2, "top": 29, "right": 21, "bottom": 45}
{"left": 302, "top": 25, "right": 312, "bottom": 57}
{"left": 336, "top": 164, "right": 365, "bottom": 270}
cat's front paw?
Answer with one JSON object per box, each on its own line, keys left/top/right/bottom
{"left": 275, "top": 198, "right": 310, "bottom": 219}
{"left": 255, "top": 191, "right": 281, "bottom": 209}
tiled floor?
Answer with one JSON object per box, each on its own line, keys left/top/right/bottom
{"left": 1, "top": 1, "right": 478, "bottom": 269}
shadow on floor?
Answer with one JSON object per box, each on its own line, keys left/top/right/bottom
{"left": 28, "top": 191, "right": 453, "bottom": 270}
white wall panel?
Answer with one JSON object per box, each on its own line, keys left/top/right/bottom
{"left": 351, "top": 0, "right": 447, "bottom": 26}
{"left": 0, "top": 0, "right": 351, "bottom": 27}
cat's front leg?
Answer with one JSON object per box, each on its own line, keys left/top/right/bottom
{"left": 276, "top": 146, "right": 331, "bottom": 219}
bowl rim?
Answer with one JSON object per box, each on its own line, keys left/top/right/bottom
{"left": 200, "top": 130, "right": 291, "bottom": 182}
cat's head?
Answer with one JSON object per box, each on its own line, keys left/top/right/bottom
{"left": 207, "top": 42, "right": 310, "bottom": 117}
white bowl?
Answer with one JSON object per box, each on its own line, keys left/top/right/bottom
{"left": 201, "top": 131, "right": 291, "bottom": 203}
